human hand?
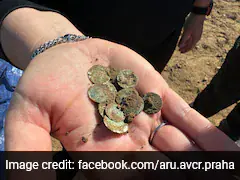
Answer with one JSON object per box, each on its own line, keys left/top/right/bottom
{"left": 5, "top": 37, "right": 239, "bottom": 153}
{"left": 178, "top": 13, "right": 205, "bottom": 53}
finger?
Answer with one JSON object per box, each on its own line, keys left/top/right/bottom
{"left": 151, "top": 123, "right": 200, "bottom": 151}
{"left": 180, "top": 43, "right": 192, "bottom": 53}
{"left": 128, "top": 112, "right": 162, "bottom": 150}
{"left": 179, "top": 36, "right": 193, "bottom": 53}
{"left": 178, "top": 31, "right": 191, "bottom": 49}
{"left": 5, "top": 92, "right": 52, "bottom": 151}
{"left": 161, "top": 88, "right": 240, "bottom": 151}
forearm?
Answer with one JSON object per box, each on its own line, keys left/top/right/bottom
{"left": 0, "top": 8, "right": 82, "bottom": 70}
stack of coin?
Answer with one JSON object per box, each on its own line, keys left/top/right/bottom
{"left": 87, "top": 65, "right": 163, "bottom": 134}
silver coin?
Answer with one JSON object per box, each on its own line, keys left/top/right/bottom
{"left": 143, "top": 92, "right": 162, "bottom": 114}
{"left": 88, "top": 65, "right": 110, "bottom": 84}
{"left": 115, "top": 88, "right": 139, "bottom": 104}
{"left": 103, "top": 116, "right": 128, "bottom": 134}
{"left": 105, "top": 103, "right": 125, "bottom": 122}
{"left": 88, "top": 84, "right": 114, "bottom": 103}
{"left": 117, "top": 69, "right": 138, "bottom": 88}
{"left": 121, "top": 93, "right": 144, "bottom": 116}
{"left": 104, "top": 81, "right": 117, "bottom": 95}
{"left": 98, "top": 103, "right": 107, "bottom": 117}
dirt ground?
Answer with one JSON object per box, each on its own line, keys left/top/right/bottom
{"left": 162, "top": 0, "right": 240, "bottom": 125}
{"left": 52, "top": 0, "right": 240, "bottom": 151}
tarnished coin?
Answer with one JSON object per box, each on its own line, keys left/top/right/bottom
{"left": 104, "top": 81, "right": 117, "bottom": 95}
{"left": 98, "top": 103, "right": 107, "bottom": 117}
{"left": 117, "top": 69, "right": 138, "bottom": 88}
{"left": 124, "top": 112, "right": 135, "bottom": 123}
{"left": 121, "top": 93, "right": 144, "bottom": 116}
{"left": 107, "top": 68, "right": 120, "bottom": 83}
{"left": 88, "top": 65, "right": 110, "bottom": 84}
{"left": 143, "top": 92, "right": 162, "bottom": 114}
{"left": 115, "top": 88, "right": 139, "bottom": 104}
{"left": 103, "top": 116, "right": 128, "bottom": 134}
{"left": 105, "top": 103, "right": 125, "bottom": 122}
{"left": 88, "top": 84, "right": 115, "bottom": 103}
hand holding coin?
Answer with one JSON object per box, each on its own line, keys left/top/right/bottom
{"left": 5, "top": 38, "right": 239, "bottom": 153}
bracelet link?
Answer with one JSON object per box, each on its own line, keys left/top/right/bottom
{"left": 31, "top": 34, "right": 90, "bottom": 59}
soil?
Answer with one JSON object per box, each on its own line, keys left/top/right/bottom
{"left": 51, "top": 0, "right": 240, "bottom": 151}
{"left": 162, "top": 0, "right": 240, "bottom": 126}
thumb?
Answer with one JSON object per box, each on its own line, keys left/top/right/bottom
{"left": 5, "top": 92, "right": 52, "bottom": 151}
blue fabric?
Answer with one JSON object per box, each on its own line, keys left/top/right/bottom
{"left": 0, "top": 58, "right": 23, "bottom": 151}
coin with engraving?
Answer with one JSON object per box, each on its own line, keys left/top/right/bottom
{"left": 98, "top": 103, "right": 107, "bottom": 117}
{"left": 124, "top": 112, "right": 135, "bottom": 123}
{"left": 104, "top": 81, "right": 117, "bottom": 95}
{"left": 105, "top": 103, "right": 125, "bottom": 122}
{"left": 143, "top": 92, "right": 162, "bottom": 114}
{"left": 115, "top": 88, "right": 139, "bottom": 104}
{"left": 88, "top": 84, "right": 114, "bottom": 103}
{"left": 103, "top": 116, "right": 128, "bottom": 134}
{"left": 107, "top": 68, "right": 120, "bottom": 83}
{"left": 117, "top": 69, "right": 138, "bottom": 88}
{"left": 121, "top": 93, "right": 144, "bottom": 116}
{"left": 88, "top": 65, "right": 110, "bottom": 84}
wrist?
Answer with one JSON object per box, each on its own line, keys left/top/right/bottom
{"left": 193, "top": 0, "right": 212, "bottom": 7}
{"left": 0, "top": 8, "right": 82, "bottom": 69}
{"left": 189, "top": 12, "right": 206, "bottom": 22}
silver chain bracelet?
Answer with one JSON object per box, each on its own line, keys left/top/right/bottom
{"left": 31, "top": 34, "right": 91, "bottom": 59}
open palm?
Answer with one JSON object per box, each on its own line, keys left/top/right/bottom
{"left": 5, "top": 38, "right": 238, "bottom": 152}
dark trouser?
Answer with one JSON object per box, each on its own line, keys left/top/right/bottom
{"left": 86, "top": 25, "right": 183, "bottom": 73}
{"left": 192, "top": 36, "right": 240, "bottom": 138}
{"left": 71, "top": 1, "right": 193, "bottom": 73}
{"left": 136, "top": 27, "right": 182, "bottom": 72}
{"left": 224, "top": 103, "right": 240, "bottom": 139}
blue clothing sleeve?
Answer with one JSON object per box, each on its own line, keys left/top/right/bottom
{"left": 0, "top": 58, "right": 23, "bottom": 151}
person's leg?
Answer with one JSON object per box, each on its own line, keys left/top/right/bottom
{"left": 139, "top": 27, "right": 183, "bottom": 73}
{"left": 192, "top": 36, "right": 240, "bottom": 117}
{"left": 218, "top": 103, "right": 240, "bottom": 141}
{"left": 74, "top": 0, "right": 193, "bottom": 74}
